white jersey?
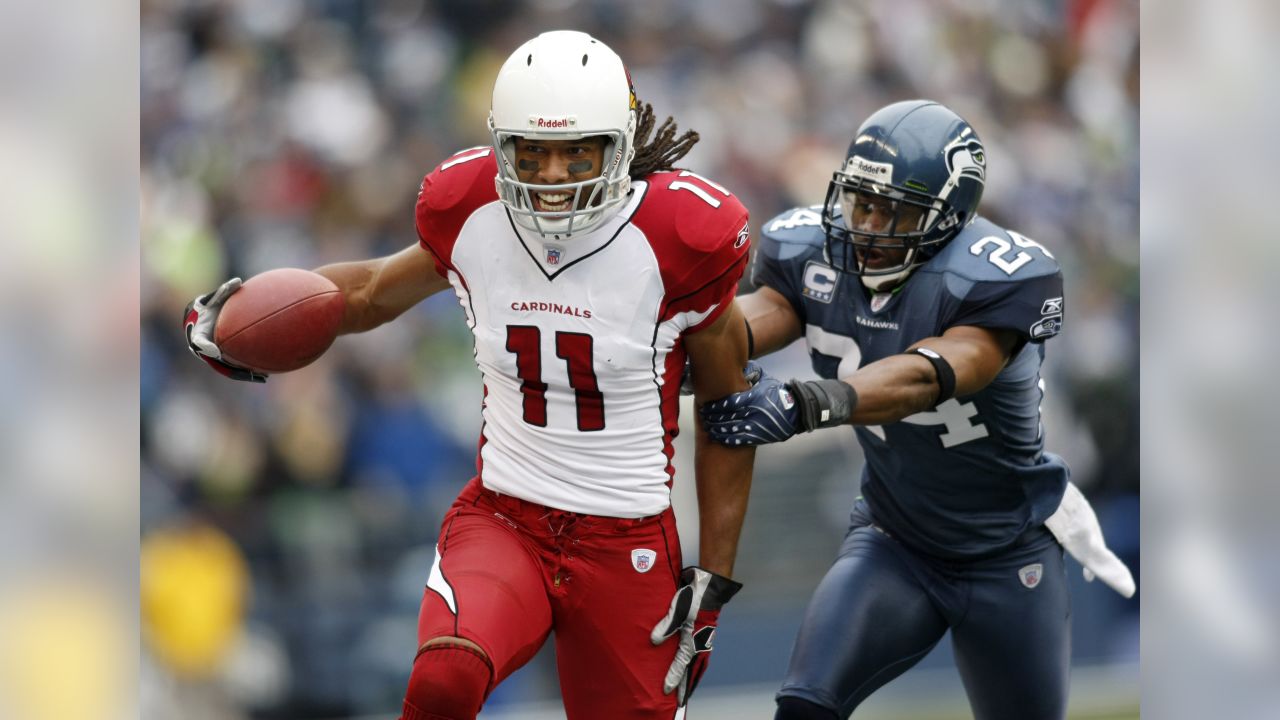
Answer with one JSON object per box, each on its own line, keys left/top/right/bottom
{"left": 416, "top": 148, "right": 750, "bottom": 517}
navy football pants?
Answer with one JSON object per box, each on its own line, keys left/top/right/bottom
{"left": 776, "top": 501, "right": 1070, "bottom": 720}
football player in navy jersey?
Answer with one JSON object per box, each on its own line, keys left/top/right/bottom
{"left": 700, "top": 100, "right": 1133, "bottom": 720}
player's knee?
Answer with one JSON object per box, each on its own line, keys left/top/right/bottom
{"left": 775, "top": 695, "right": 839, "bottom": 720}
{"left": 400, "top": 636, "right": 493, "bottom": 720}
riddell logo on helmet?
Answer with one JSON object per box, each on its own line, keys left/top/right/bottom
{"left": 846, "top": 156, "right": 894, "bottom": 184}
{"left": 529, "top": 115, "right": 577, "bottom": 129}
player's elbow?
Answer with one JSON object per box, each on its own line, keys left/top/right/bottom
{"left": 901, "top": 363, "right": 948, "bottom": 416}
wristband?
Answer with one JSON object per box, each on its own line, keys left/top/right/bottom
{"left": 787, "top": 378, "right": 858, "bottom": 432}
{"left": 907, "top": 347, "right": 955, "bottom": 405}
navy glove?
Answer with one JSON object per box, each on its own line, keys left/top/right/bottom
{"left": 183, "top": 278, "right": 268, "bottom": 383}
{"left": 699, "top": 368, "right": 799, "bottom": 446}
{"left": 701, "top": 366, "right": 858, "bottom": 446}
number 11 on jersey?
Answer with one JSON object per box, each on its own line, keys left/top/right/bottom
{"left": 506, "top": 325, "right": 605, "bottom": 431}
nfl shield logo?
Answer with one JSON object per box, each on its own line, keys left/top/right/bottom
{"left": 1018, "top": 563, "right": 1043, "bottom": 589}
{"left": 631, "top": 548, "right": 656, "bottom": 573}
{"left": 546, "top": 246, "right": 563, "bottom": 265}
{"left": 870, "top": 292, "right": 892, "bottom": 312}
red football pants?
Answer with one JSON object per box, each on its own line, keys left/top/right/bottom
{"left": 414, "top": 477, "right": 687, "bottom": 720}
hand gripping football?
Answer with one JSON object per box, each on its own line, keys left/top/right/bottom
{"left": 214, "top": 268, "right": 344, "bottom": 374}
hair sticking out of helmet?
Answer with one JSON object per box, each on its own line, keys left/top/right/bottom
{"left": 629, "top": 101, "right": 700, "bottom": 179}
{"left": 821, "top": 100, "right": 986, "bottom": 290}
{"left": 489, "top": 31, "right": 639, "bottom": 240}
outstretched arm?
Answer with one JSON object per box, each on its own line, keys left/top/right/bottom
{"left": 314, "top": 243, "right": 452, "bottom": 335}
{"left": 739, "top": 284, "right": 1014, "bottom": 424}
{"left": 842, "top": 325, "right": 1018, "bottom": 425}
{"left": 699, "top": 324, "right": 1019, "bottom": 445}
{"left": 183, "top": 242, "right": 452, "bottom": 382}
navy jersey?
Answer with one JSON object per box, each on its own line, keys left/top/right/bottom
{"left": 755, "top": 206, "right": 1069, "bottom": 559}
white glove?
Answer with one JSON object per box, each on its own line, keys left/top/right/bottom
{"left": 649, "top": 566, "right": 741, "bottom": 706}
{"left": 1044, "top": 482, "right": 1136, "bottom": 598}
{"left": 183, "top": 277, "right": 267, "bottom": 383}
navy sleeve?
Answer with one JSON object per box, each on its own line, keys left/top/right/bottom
{"left": 751, "top": 236, "right": 806, "bottom": 321}
{"left": 750, "top": 207, "right": 829, "bottom": 323}
{"left": 951, "top": 272, "right": 1064, "bottom": 344}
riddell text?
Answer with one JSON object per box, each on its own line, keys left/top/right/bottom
{"left": 511, "top": 301, "right": 592, "bottom": 318}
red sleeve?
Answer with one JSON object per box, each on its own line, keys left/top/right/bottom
{"left": 414, "top": 146, "right": 499, "bottom": 277}
{"left": 630, "top": 171, "right": 751, "bottom": 331}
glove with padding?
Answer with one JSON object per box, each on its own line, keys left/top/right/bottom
{"left": 183, "top": 277, "right": 267, "bottom": 383}
{"left": 1044, "top": 482, "right": 1136, "bottom": 598}
{"left": 699, "top": 367, "right": 799, "bottom": 445}
{"left": 649, "top": 566, "right": 742, "bottom": 706}
{"left": 701, "top": 365, "right": 857, "bottom": 446}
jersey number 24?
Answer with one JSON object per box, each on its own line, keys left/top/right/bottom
{"left": 969, "top": 231, "right": 1053, "bottom": 275}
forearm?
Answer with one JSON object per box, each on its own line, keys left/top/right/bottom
{"left": 314, "top": 245, "right": 449, "bottom": 335}
{"left": 693, "top": 429, "right": 755, "bottom": 578}
{"left": 842, "top": 354, "right": 939, "bottom": 425}
{"left": 838, "top": 328, "right": 1016, "bottom": 425}
{"left": 313, "top": 259, "right": 388, "bottom": 334}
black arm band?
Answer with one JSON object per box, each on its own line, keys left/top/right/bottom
{"left": 744, "top": 318, "right": 755, "bottom": 359}
{"left": 907, "top": 347, "right": 956, "bottom": 405}
{"left": 787, "top": 378, "right": 859, "bottom": 432}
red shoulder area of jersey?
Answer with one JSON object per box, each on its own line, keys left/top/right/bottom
{"left": 630, "top": 170, "right": 751, "bottom": 304}
{"left": 415, "top": 147, "right": 499, "bottom": 274}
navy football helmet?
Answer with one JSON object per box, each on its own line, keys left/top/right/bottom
{"left": 822, "top": 100, "right": 986, "bottom": 289}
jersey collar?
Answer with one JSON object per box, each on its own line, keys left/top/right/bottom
{"left": 508, "top": 182, "right": 648, "bottom": 281}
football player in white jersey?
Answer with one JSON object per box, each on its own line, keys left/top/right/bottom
{"left": 184, "top": 31, "right": 757, "bottom": 720}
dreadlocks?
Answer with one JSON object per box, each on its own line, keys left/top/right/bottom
{"left": 628, "top": 101, "right": 700, "bottom": 180}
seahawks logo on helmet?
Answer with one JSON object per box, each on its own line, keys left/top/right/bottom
{"left": 942, "top": 132, "right": 987, "bottom": 187}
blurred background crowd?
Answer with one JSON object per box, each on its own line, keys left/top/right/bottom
{"left": 140, "top": 0, "right": 1139, "bottom": 717}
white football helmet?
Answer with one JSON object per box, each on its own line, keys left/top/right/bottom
{"left": 489, "top": 31, "right": 638, "bottom": 240}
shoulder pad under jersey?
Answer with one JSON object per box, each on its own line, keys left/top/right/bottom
{"left": 415, "top": 146, "right": 500, "bottom": 274}
{"left": 630, "top": 170, "right": 750, "bottom": 287}
{"left": 924, "top": 216, "right": 1062, "bottom": 284}
{"left": 927, "top": 217, "right": 1065, "bottom": 344}
{"left": 629, "top": 170, "right": 751, "bottom": 329}
{"left": 758, "top": 205, "right": 827, "bottom": 264}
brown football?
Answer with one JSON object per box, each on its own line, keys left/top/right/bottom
{"left": 214, "top": 268, "right": 344, "bottom": 374}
